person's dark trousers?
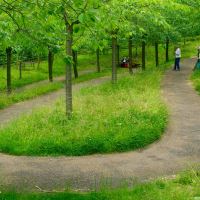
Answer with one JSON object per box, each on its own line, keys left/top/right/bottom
{"left": 174, "top": 58, "right": 180, "bottom": 70}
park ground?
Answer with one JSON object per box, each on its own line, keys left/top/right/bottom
{"left": 0, "top": 39, "right": 200, "bottom": 199}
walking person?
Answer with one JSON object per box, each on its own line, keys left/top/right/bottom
{"left": 174, "top": 46, "right": 181, "bottom": 71}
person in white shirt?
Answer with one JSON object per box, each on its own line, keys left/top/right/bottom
{"left": 174, "top": 47, "right": 181, "bottom": 71}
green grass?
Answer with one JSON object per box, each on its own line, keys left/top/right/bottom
{"left": 0, "top": 68, "right": 115, "bottom": 110}
{"left": 0, "top": 169, "right": 199, "bottom": 200}
{"left": 0, "top": 68, "right": 168, "bottom": 156}
{"left": 0, "top": 82, "right": 63, "bottom": 109}
{"left": 0, "top": 52, "right": 112, "bottom": 91}
{"left": 0, "top": 38, "right": 199, "bottom": 109}
{"left": 0, "top": 38, "right": 199, "bottom": 92}
{"left": 191, "top": 70, "right": 200, "bottom": 94}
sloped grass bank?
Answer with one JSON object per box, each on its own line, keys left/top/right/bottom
{"left": 0, "top": 70, "right": 168, "bottom": 156}
{"left": 0, "top": 169, "right": 199, "bottom": 200}
{"left": 191, "top": 70, "right": 200, "bottom": 94}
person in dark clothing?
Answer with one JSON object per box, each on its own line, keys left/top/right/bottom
{"left": 174, "top": 47, "right": 181, "bottom": 71}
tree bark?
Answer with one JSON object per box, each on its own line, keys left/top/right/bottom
{"left": 155, "top": 42, "right": 159, "bottom": 67}
{"left": 48, "top": 49, "right": 54, "bottom": 82}
{"left": 128, "top": 37, "right": 133, "bottom": 74}
{"left": 135, "top": 46, "right": 138, "bottom": 57}
{"left": 116, "top": 45, "right": 120, "bottom": 67}
{"left": 37, "top": 56, "right": 41, "bottom": 69}
{"left": 6, "top": 47, "right": 12, "bottom": 94}
{"left": 142, "top": 41, "right": 146, "bottom": 70}
{"left": 65, "top": 22, "right": 73, "bottom": 119}
{"left": 72, "top": 50, "right": 78, "bottom": 78}
{"left": 112, "top": 36, "right": 117, "bottom": 84}
{"left": 19, "top": 61, "right": 22, "bottom": 79}
{"left": 166, "top": 38, "right": 169, "bottom": 62}
{"left": 96, "top": 48, "right": 100, "bottom": 72}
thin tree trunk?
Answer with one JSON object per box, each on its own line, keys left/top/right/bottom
{"left": 129, "top": 37, "right": 133, "bottom": 74}
{"left": 112, "top": 36, "right": 117, "bottom": 84}
{"left": 37, "top": 56, "right": 41, "bottom": 69}
{"left": 32, "top": 60, "right": 35, "bottom": 69}
{"left": 6, "top": 47, "right": 12, "bottom": 94}
{"left": 72, "top": 50, "right": 78, "bottom": 78}
{"left": 48, "top": 49, "right": 54, "bottom": 82}
{"left": 65, "top": 22, "right": 73, "bottom": 119}
{"left": 96, "top": 48, "right": 100, "bottom": 72}
{"left": 166, "top": 38, "right": 169, "bottom": 62}
{"left": 155, "top": 42, "right": 159, "bottom": 67}
{"left": 116, "top": 45, "right": 120, "bottom": 67}
{"left": 19, "top": 61, "right": 22, "bottom": 79}
{"left": 142, "top": 41, "right": 146, "bottom": 70}
{"left": 135, "top": 46, "right": 138, "bottom": 57}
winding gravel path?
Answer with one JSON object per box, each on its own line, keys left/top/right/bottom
{"left": 0, "top": 59, "right": 199, "bottom": 192}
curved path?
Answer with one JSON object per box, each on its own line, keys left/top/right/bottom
{"left": 0, "top": 59, "right": 200, "bottom": 192}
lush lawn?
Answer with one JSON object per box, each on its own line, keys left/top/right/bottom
{"left": 0, "top": 169, "right": 199, "bottom": 200}
{"left": 0, "top": 68, "right": 168, "bottom": 156}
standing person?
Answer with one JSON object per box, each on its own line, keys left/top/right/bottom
{"left": 174, "top": 46, "right": 181, "bottom": 71}
{"left": 194, "top": 46, "right": 200, "bottom": 70}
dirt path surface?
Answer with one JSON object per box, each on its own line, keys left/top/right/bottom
{"left": 14, "top": 69, "right": 95, "bottom": 93}
{"left": 0, "top": 59, "right": 199, "bottom": 192}
{"left": 0, "top": 75, "right": 111, "bottom": 125}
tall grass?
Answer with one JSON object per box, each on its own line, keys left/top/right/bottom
{"left": 191, "top": 70, "right": 200, "bottom": 94}
{"left": 0, "top": 69, "right": 168, "bottom": 156}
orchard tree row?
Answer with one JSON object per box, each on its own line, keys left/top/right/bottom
{"left": 0, "top": 0, "right": 199, "bottom": 118}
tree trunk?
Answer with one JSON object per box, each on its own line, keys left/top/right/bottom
{"left": 65, "top": 23, "right": 73, "bottom": 119}
{"left": 6, "top": 47, "right": 12, "bottom": 94}
{"left": 142, "top": 41, "right": 146, "bottom": 70}
{"left": 19, "top": 61, "right": 22, "bottom": 79}
{"left": 112, "top": 36, "right": 117, "bottom": 84}
{"left": 37, "top": 56, "right": 41, "bottom": 69}
{"left": 48, "top": 49, "right": 54, "bottom": 82}
{"left": 72, "top": 50, "right": 78, "bottom": 78}
{"left": 129, "top": 37, "right": 133, "bottom": 74}
{"left": 135, "top": 46, "right": 138, "bottom": 57}
{"left": 155, "top": 42, "right": 159, "bottom": 67}
{"left": 96, "top": 48, "right": 100, "bottom": 72}
{"left": 166, "top": 38, "right": 169, "bottom": 62}
{"left": 116, "top": 45, "right": 120, "bottom": 67}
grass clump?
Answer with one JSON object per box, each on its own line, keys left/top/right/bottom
{"left": 191, "top": 70, "right": 200, "bottom": 94}
{"left": 0, "top": 69, "right": 168, "bottom": 156}
{"left": 0, "top": 169, "right": 199, "bottom": 200}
